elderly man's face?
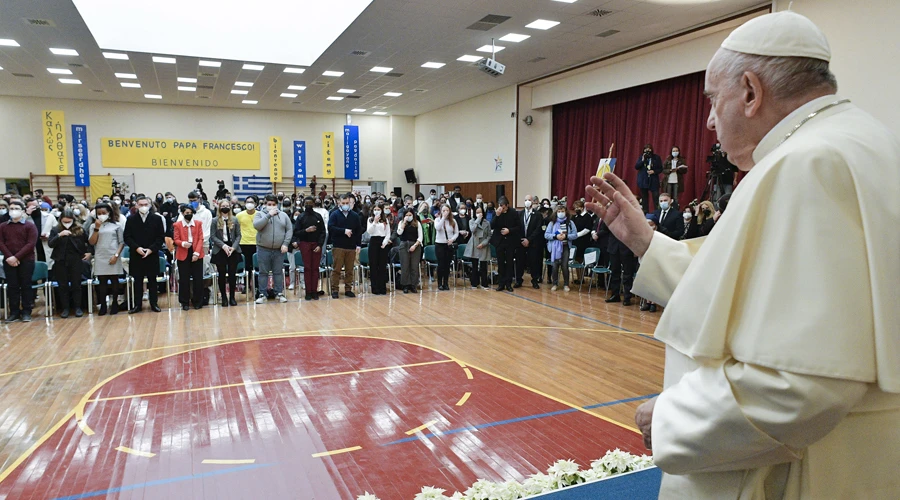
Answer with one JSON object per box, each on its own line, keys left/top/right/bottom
{"left": 705, "top": 49, "right": 756, "bottom": 171}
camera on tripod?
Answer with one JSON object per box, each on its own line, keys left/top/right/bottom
{"left": 706, "top": 143, "right": 734, "bottom": 176}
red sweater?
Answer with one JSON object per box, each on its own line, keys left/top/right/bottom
{"left": 0, "top": 220, "right": 38, "bottom": 262}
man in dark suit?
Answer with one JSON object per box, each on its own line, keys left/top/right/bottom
{"left": 490, "top": 197, "right": 520, "bottom": 292}
{"left": 634, "top": 144, "right": 663, "bottom": 213}
{"left": 449, "top": 185, "right": 463, "bottom": 213}
{"left": 124, "top": 196, "right": 166, "bottom": 313}
{"left": 598, "top": 220, "right": 636, "bottom": 306}
{"left": 653, "top": 193, "right": 683, "bottom": 239}
{"left": 515, "top": 195, "right": 544, "bottom": 289}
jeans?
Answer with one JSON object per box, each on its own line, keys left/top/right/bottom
{"left": 550, "top": 248, "right": 570, "bottom": 287}
{"left": 256, "top": 246, "right": 285, "bottom": 295}
{"left": 4, "top": 260, "right": 35, "bottom": 315}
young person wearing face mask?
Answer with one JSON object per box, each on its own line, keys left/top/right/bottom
{"left": 0, "top": 199, "right": 9, "bottom": 224}
{"left": 515, "top": 195, "right": 544, "bottom": 289}
{"left": 395, "top": 208, "right": 423, "bottom": 293}
{"left": 680, "top": 206, "right": 700, "bottom": 241}
{"left": 0, "top": 201, "right": 38, "bottom": 322}
{"left": 635, "top": 144, "right": 663, "bottom": 213}
{"left": 174, "top": 205, "right": 206, "bottom": 310}
{"left": 662, "top": 147, "right": 689, "bottom": 201}
{"left": 327, "top": 194, "right": 363, "bottom": 299}
{"left": 179, "top": 191, "right": 215, "bottom": 303}
{"left": 454, "top": 204, "right": 471, "bottom": 246}
{"left": 123, "top": 196, "right": 166, "bottom": 313}
{"left": 489, "top": 198, "right": 520, "bottom": 292}
{"left": 237, "top": 196, "right": 259, "bottom": 296}
{"left": 48, "top": 210, "right": 90, "bottom": 317}
{"left": 365, "top": 202, "right": 391, "bottom": 295}
{"left": 463, "top": 205, "right": 492, "bottom": 289}
{"left": 433, "top": 204, "right": 459, "bottom": 291}
{"left": 291, "top": 196, "right": 326, "bottom": 300}
{"left": 87, "top": 203, "right": 124, "bottom": 315}
{"left": 253, "top": 195, "right": 292, "bottom": 303}
{"left": 570, "top": 200, "right": 594, "bottom": 284}
{"left": 544, "top": 205, "right": 577, "bottom": 292}
{"left": 653, "top": 193, "right": 683, "bottom": 239}
{"left": 210, "top": 200, "right": 242, "bottom": 307}
{"left": 160, "top": 193, "right": 179, "bottom": 225}
{"left": 485, "top": 202, "right": 496, "bottom": 223}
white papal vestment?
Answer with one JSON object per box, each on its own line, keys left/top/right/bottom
{"left": 633, "top": 95, "right": 900, "bottom": 499}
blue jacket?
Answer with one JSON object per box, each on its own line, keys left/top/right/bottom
{"left": 635, "top": 153, "right": 663, "bottom": 190}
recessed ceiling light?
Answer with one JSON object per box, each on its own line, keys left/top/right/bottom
{"left": 59, "top": 78, "right": 82, "bottom": 84}
{"left": 477, "top": 45, "right": 505, "bottom": 53}
{"left": 103, "top": 52, "right": 128, "bottom": 60}
{"left": 144, "top": 94, "right": 162, "bottom": 99}
{"left": 337, "top": 88, "right": 355, "bottom": 94}
{"left": 50, "top": 48, "right": 79, "bottom": 56}
{"left": 370, "top": 66, "right": 393, "bottom": 73}
{"left": 199, "top": 60, "right": 221, "bottom": 68}
{"left": 421, "top": 62, "right": 445, "bottom": 69}
{"left": 0, "top": 39, "right": 20, "bottom": 47}
{"left": 234, "top": 81, "right": 254, "bottom": 87}
{"left": 115, "top": 72, "right": 137, "bottom": 79}
{"left": 121, "top": 82, "right": 141, "bottom": 88}
{"left": 280, "top": 92, "right": 298, "bottom": 98}
{"left": 384, "top": 92, "right": 402, "bottom": 97}
{"left": 231, "top": 89, "right": 249, "bottom": 95}
{"left": 177, "top": 77, "right": 197, "bottom": 83}
{"left": 526, "top": 19, "right": 560, "bottom": 30}
{"left": 326, "top": 96, "right": 344, "bottom": 101}
{"left": 242, "top": 100, "right": 258, "bottom": 105}
{"left": 351, "top": 108, "right": 366, "bottom": 112}
{"left": 499, "top": 33, "right": 530, "bottom": 42}
{"left": 552, "top": 0, "right": 578, "bottom": 3}
{"left": 457, "top": 55, "right": 483, "bottom": 62}
{"left": 242, "top": 64, "right": 264, "bottom": 71}
{"left": 373, "top": 112, "right": 387, "bottom": 116}
{"left": 287, "top": 85, "right": 306, "bottom": 91}
{"left": 322, "top": 70, "right": 344, "bottom": 77}
{"left": 152, "top": 56, "right": 176, "bottom": 64}
{"left": 284, "top": 67, "right": 305, "bottom": 74}
{"left": 47, "top": 68, "right": 73, "bottom": 75}
{"left": 178, "top": 86, "right": 196, "bottom": 91}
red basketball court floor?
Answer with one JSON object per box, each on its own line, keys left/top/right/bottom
{"left": 0, "top": 335, "right": 647, "bottom": 499}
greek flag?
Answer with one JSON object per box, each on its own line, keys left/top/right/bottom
{"left": 232, "top": 175, "right": 272, "bottom": 199}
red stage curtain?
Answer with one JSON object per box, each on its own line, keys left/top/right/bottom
{"left": 551, "top": 71, "right": 720, "bottom": 208}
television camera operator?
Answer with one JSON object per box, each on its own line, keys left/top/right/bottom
{"left": 634, "top": 144, "right": 663, "bottom": 213}
{"left": 706, "top": 143, "right": 738, "bottom": 203}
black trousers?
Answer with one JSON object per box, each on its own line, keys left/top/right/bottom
{"left": 368, "top": 237, "right": 389, "bottom": 294}
{"left": 515, "top": 244, "right": 543, "bottom": 284}
{"left": 608, "top": 251, "right": 637, "bottom": 298}
{"left": 240, "top": 244, "right": 258, "bottom": 296}
{"left": 130, "top": 253, "right": 160, "bottom": 308}
{"left": 435, "top": 242, "right": 452, "bottom": 288}
{"left": 54, "top": 254, "right": 83, "bottom": 311}
{"left": 214, "top": 251, "right": 240, "bottom": 299}
{"left": 469, "top": 259, "right": 489, "bottom": 287}
{"left": 177, "top": 258, "right": 204, "bottom": 306}
{"left": 496, "top": 244, "right": 515, "bottom": 287}
{"left": 95, "top": 275, "right": 120, "bottom": 308}
{"left": 639, "top": 188, "right": 660, "bottom": 213}
{"left": 4, "top": 260, "right": 35, "bottom": 315}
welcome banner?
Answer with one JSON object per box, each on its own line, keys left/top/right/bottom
{"left": 100, "top": 138, "right": 260, "bottom": 169}
{"left": 43, "top": 110, "right": 69, "bottom": 175}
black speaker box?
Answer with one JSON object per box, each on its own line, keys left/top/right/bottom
{"left": 404, "top": 169, "right": 417, "bottom": 184}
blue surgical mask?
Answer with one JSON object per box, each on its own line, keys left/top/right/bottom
{"left": 340, "top": 204, "right": 350, "bottom": 212}
{"left": 190, "top": 201, "right": 199, "bottom": 210}
{"left": 557, "top": 212, "right": 566, "bottom": 220}
{"left": 659, "top": 201, "right": 670, "bottom": 210}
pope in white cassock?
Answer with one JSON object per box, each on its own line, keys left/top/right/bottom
{"left": 586, "top": 11, "right": 900, "bottom": 499}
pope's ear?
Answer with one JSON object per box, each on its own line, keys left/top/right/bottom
{"left": 741, "top": 70, "right": 764, "bottom": 118}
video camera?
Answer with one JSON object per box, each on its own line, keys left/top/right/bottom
{"left": 706, "top": 143, "right": 736, "bottom": 177}
{"left": 195, "top": 178, "right": 208, "bottom": 201}
{"left": 215, "top": 179, "right": 229, "bottom": 200}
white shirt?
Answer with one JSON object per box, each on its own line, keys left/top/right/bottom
{"left": 366, "top": 218, "right": 390, "bottom": 238}
{"left": 433, "top": 215, "right": 459, "bottom": 244}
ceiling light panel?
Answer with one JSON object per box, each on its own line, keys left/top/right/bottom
{"left": 372, "top": 112, "right": 387, "bottom": 115}
{"left": 72, "top": 0, "right": 373, "bottom": 66}
{"left": 242, "top": 100, "right": 258, "bottom": 104}
{"left": 242, "top": 64, "right": 264, "bottom": 71}
{"left": 280, "top": 93, "right": 297, "bottom": 98}
{"left": 457, "top": 55, "right": 483, "bottom": 62}
{"left": 152, "top": 56, "right": 176, "bottom": 64}
{"left": 322, "top": 70, "right": 344, "bottom": 77}
{"left": 499, "top": 33, "right": 530, "bottom": 42}
{"left": 47, "top": 68, "right": 73, "bottom": 75}
{"left": 351, "top": 108, "right": 366, "bottom": 112}
{"left": 526, "top": 19, "right": 560, "bottom": 30}
{"left": 115, "top": 72, "right": 137, "bottom": 79}
{"left": 59, "top": 78, "right": 82, "bottom": 84}
{"left": 0, "top": 39, "right": 20, "bottom": 47}
{"left": 50, "top": 48, "right": 79, "bottom": 56}
{"left": 231, "top": 89, "right": 249, "bottom": 95}
{"left": 102, "top": 52, "right": 128, "bottom": 60}
{"left": 121, "top": 82, "right": 141, "bottom": 88}
{"left": 144, "top": 94, "right": 162, "bottom": 99}
{"left": 178, "top": 86, "right": 196, "bottom": 91}
{"left": 177, "top": 77, "right": 197, "bottom": 83}
{"left": 234, "top": 81, "right": 254, "bottom": 87}
{"left": 284, "top": 67, "right": 305, "bottom": 73}
{"left": 421, "top": 62, "right": 445, "bottom": 69}
{"left": 287, "top": 85, "right": 306, "bottom": 91}
{"left": 199, "top": 60, "right": 221, "bottom": 67}
{"left": 384, "top": 92, "right": 402, "bottom": 97}
{"left": 326, "top": 96, "right": 344, "bottom": 101}
{"left": 337, "top": 88, "right": 355, "bottom": 93}
{"left": 476, "top": 45, "right": 505, "bottom": 53}
{"left": 370, "top": 66, "right": 392, "bottom": 73}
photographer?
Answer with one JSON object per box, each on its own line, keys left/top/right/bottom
{"left": 194, "top": 178, "right": 209, "bottom": 206}
{"left": 215, "top": 179, "right": 229, "bottom": 201}
{"left": 634, "top": 144, "right": 662, "bottom": 213}
{"left": 707, "top": 143, "right": 737, "bottom": 202}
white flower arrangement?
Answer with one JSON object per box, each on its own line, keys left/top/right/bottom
{"left": 356, "top": 449, "right": 653, "bottom": 500}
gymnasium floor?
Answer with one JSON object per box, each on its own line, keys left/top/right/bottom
{"left": 0, "top": 282, "right": 664, "bottom": 499}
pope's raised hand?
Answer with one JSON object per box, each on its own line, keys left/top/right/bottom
{"left": 585, "top": 172, "right": 654, "bottom": 257}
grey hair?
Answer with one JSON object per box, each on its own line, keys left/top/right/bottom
{"left": 716, "top": 49, "right": 838, "bottom": 100}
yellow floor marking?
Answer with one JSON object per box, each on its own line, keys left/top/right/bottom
{"left": 312, "top": 446, "right": 362, "bottom": 458}
{"left": 114, "top": 446, "right": 156, "bottom": 458}
{"left": 76, "top": 419, "right": 95, "bottom": 436}
{"left": 89, "top": 359, "right": 454, "bottom": 403}
{"left": 455, "top": 360, "right": 467, "bottom": 368}
{"left": 404, "top": 420, "right": 439, "bottom": 436}
{"left": 463, "top": 367, "right": 474, "bottom": 380}
{"left": 455, "top": 392, "right": 471, "bottom": 406}
{"left": 202, "top": 459, "right": 256, "bottom": 465}
{"left": 0, "top": 410, "right": 74, "bottom": 484}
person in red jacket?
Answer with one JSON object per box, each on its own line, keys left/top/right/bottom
{"left": 173, "top": 204, "right": 205, "bottom": 310}
{"left": 0, "top": 200, "right": 38, "bottom": 322}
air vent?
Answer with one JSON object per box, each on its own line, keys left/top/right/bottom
{"left": 68, "top": 63, "right": 85, "bottom": 68}
{"left": 197, "top": 95, "right": 210, "bottom": 99}
{"left": 384, "top": 72, "right": 404, "bottom": 78}
{"left": 596, "top": 29, "right": 620, "bottom": 38}
{"left": 197, "top": 84, "right": 214, "bottom": 89}
{"left": 467, "top": 14, "right": 511, "bottom": 31}
{"left": 528, "top": 57, "right": 547, "bottom": 63}
{"left": 585, "top": 9, "right": 614, "bottom": 17}
{"left": 199, "top": 71, "right": 217, "bottom": 77}
{"left": 411, "top": 88, "right": 427, "bottom": 93}
{"left": 92, "top": 89, "right": 105, "bottom": 93}
{"left": 311, "top": 81, "right": 329, "bottom": 86}
{"left": 24, "top": 18, "right": 56, "bottom": 27}
{"left": 12, "top": 73, "right": 34, "bottom": 78}
{"left": 350, "top": 50, "right": 371, "bottom": 57}
{"left": 292, "top": 101, "right": 303, "bottom": 104}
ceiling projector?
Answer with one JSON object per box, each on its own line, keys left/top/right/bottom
{"left": 478, "top": 58, "right": 505, "bottom": 77}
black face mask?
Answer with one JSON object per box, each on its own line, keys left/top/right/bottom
{"left": 183, "top": 213, "right": 193, "bottom": 221}
{"left": 220, "top": 207, "right": 230, "bottom": 214}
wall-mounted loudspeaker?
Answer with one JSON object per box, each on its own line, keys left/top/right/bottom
{"left": 404, "top": 169, "right": 417, "bottom": 184}
{"left": 393, "top": 187, "right": 402, "bottom": 198}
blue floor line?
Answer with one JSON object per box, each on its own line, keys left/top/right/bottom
{"left": 53, "top": 463, "right": 275, "bottom": 500}
{"left": 382, "top": 393, "right": 658, "bottom": 446}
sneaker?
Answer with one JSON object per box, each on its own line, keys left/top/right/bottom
{"left": 60, "top": 308, "right": 70, "bottom": 319}
{"left": 276, "top": 294, "right": 288, "bottom": 303}
{"left": 481, "top": 285, "right": 491, "bottom": 290}
{"left": 288, "top": 284, "right": 294, "bottom": 290}
{"left": 564, "top": 286, "right": 570, "bottom": 292}
{"left": 255, "top": 296, "right": 267, "bottom": 304}
{"left": 331, "top": 292, "right": 339, "bottom": 299}
{"left": 75, "top": 308, "right": 84, "bottom": 318}
{"left": 3, "top": 314, "right": 20, "bottom": 323}
{"left": 471, "top": 286, "right": 477, "bottom": 290}
{"left": 551, "top": 285, "right": 558, "bottom": 291}
{"left": 21, "top": 313, "right": 32, "bottom": 322}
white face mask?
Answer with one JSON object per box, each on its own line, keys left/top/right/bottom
{"left": 245, "top": 202, "right": 256, "bottom": 210}
{"left": 405, "top": 215, "right": 413, "bottom": 222}
{"left": 62, "top": 221, "right": 73, "bottom": 229}
{"left": 51, "top": 209, "right": 60, "bottom": 217}
{"left": 373, "top": 210, "right": 382, "bottom": 217}
{"left": 112, "top": 199, "right": 121, "bottom": 205}
{"left": 683, "top": 212, "right": 692, "bottom": 220}
{"left": 0, "top": 209, "right": 6, "bottom": 216}
{"left": 476, "top": 198, "right": 483, "bottom": 203}
{"left": 97, "top": 214, "right": 109, "bottom": 222}
{"left": 459, "top": 209, "right": 466, "bottom": 216}
{"left": 524, "top": 200, "right": 532, "bottom": 209}
{"left": 9, "top": 209, "right": 23, "bottom": 220}
{"left": 672, "top": 151, "right": 679, "bottom": 157}
{"left": 138, "top": 205, "right": 150, "bottom": 214}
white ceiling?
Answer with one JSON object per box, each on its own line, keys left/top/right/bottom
{"left": 0, "top": 0, "right": 767, "bottom": 117}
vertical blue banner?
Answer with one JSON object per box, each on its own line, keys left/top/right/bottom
{"left": 72, "top": 124, "right": 90, "bottom": 186}
{"left": 343, "top": 125, "right": 359, "bottom": 180}
{"left": 293, "top": 140, "right": 306, "bottom": 187}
